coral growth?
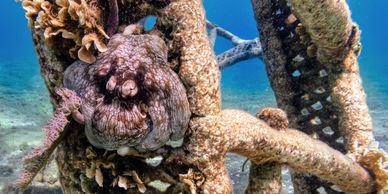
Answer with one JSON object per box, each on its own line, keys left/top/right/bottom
{"left": 245, "top": 108, "right": 288, "bottom": 193}
{"left": 256, "top": 108, "right": 289, "bottom": 131}
{"left": 159, "top": 0, "right": 221, "bottom": 116}
{"left": 187, "top": 109, "right": 375, "bottom": 193}
{"left": 250, "top": 0, "right": 383, "bottom": 192}
{"left": 21, "top": 0, "right": 108, "bottom": 63}
{"left": 16, "top": 0, "right": 388, "bottom": 193}
{"left": 358, "top": 145, "right": 388, "bottom": 193}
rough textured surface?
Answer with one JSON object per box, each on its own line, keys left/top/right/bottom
{"left": 245, "top": 108, "right": 288, "bottom": 194}
{"left": 250, "top": 0, "right": 300, "bottom": 191}
{"left": 188, "top": 109, "right": 375, "bottom": 194}
{"left": 159, "top": 0, "right": 221, "bottom": 116}
{"left": 15, "top": 0, "right": 388, "bottom": 193}
{"left": 22, "top": 0, "right": 109, "bottom": 64}
{"left": 256, "top": 108, "right": 289, "bottom": 131}
{"left": 359, "top": 148, "right": 388, "bottom": 193}
{"left": 31, "top": 28, "right": 72, "bottom": 107}
{"left": 251, "top": 0, "right": 377, "bottom": 192}
{"left": 56, "top": 128, "right": 200, "bottom": 194}
{"left": 64, "top": 32, "right": 191, "bottom": 151}
{"left": 245, "top": 162, "right": 282, "bottom": 194}
{"left": 290, "top": 0, "right": 373, "bottom": 157}
{"left": 290, "top": 0, "right": 355, "bottom": 64}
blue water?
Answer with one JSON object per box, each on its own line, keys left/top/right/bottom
{"left": 0, "top": 0, "right": 387, "bottom": 192}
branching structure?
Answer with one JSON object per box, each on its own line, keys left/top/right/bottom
{"left": 206, "top": 20, "right": 263, "bottom": 70}
{"left": 11, "top": 0, "right": 388, "bottom": 193}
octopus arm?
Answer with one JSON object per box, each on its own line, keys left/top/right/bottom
{"left": 164, "top": 68, "right": 191, "bottom": 140}
{"left": 144, "top": 48, "right": 191, "bottom": 141}
{"left": 16, "top": 88, "right": 81, "bottom": 190}
{"left": 136, "top": 95, "right": 170, "bottom": 151}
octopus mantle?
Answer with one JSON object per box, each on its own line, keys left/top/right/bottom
{"left": 64, "top": 32, "right": 191, "bottom": 151}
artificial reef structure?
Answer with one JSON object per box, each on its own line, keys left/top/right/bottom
{"left": 9, "top": 0, "right": 388, "bottom": 193}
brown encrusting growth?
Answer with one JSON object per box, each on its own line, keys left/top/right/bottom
{"left": 158, "top": 0, "right": 221, "bottom": 116}
{"left": 256, "top": 108, "right": 289, "bottom": 131}
{"left": 245, "top": 162, "right": 282, "bottom": 194}
{"left": 251, "top": 0, "right": 383, "bottom": 192}
{"left": 21, "top": 0, "right": 109, "bottom": 64}
{"left": 13, "top": 0, "right": 388, "bottom": 193}
{"left": 187, "top": 109, "right": 374, "bottom": 194}
{"left": 359, "top": 148, "right": 388, "bottom": 192}
{"left": 245, "top": 108, "right": 288, "bottom": 194}
{"left": 290, "top": 0, "right": 358, "bottom": 64}
{"left": 290, "top": 0, "right": 373, "bottom": 157}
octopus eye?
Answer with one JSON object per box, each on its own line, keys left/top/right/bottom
{"left": 106, "top": 76, "right": 117, "bottom": 92}
{"left": 95, "top": 62, "right": 112, "bottom": 77}
{"left": 121, "top": 79, "right": 138, "bottom": 98}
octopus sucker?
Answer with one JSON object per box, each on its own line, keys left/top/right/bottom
{"left": 63, "top": 28, "right": 191, "bottom": 151}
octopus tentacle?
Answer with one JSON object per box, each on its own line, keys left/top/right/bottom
{"left": 165, "top": 69, "right": 191, "bottom": 141}
{"left": 136, "top": 95, "right": 170, "bottom": 151}
{"left": 106, "top": 0, "right": 119, "bottom": 37}
{"left": 16, "top": 88, "right": 81, "bottom": 190}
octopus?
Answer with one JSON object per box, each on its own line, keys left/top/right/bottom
{"left": 14, "top": 26, "right": 191, "bottom": 190}
{"left": 64, "top": 29, "right": 191, "bottom": 151}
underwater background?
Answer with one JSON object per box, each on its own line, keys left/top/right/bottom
{"left": 0, "top": 0, "right": 387, "bottom": 193}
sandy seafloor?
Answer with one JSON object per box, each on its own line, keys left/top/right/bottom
{"left": 1, "top": 0, "right": 388, "bottom": 193}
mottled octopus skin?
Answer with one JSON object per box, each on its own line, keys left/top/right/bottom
{"left": 64, "top": 33, "right": 191, "bottom": 151}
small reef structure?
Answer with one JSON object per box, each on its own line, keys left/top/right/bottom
{"left": 7, "top": 0, "right": 388, "bottom": 193}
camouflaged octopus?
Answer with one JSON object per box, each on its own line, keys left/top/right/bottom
{"left": 15, "top": 28, "right": 191, "bottom": 190}
{"left": 64, "top": 31, "right": 191, "bottom": 151}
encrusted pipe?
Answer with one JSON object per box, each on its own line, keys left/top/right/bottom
{"left": 290, "top": 0, "right": 374, "bottom": 155}
{"left": 245, "top": 162, "right": 282, "bottom": 194}
{"left": 290, "top": 0, "right": 354, "bottom": 63}
{"left": 245, "top": 108, "right": 288, "bottom": 194}
{"left": 159, "top": 0, "right": 221, "bottom": 116}
{"left": 189, "top": 110, "right": 375, "bottom": 194}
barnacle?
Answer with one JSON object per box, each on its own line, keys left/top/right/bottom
{"left": 123, "top": 170, "right": 147, "bottom": 193}
{"left": 21, "top": 0, "right": 108, "bottom": 63}
{"left": 95, "top": 167, "right": 104, "bottom": 187}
